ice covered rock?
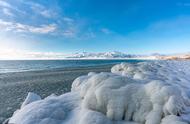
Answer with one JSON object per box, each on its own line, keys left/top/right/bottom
{"left": 9, "top": 61, "right": 190, "bottom": 124}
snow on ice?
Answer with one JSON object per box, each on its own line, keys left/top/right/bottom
{"left": 8, "top": 61, "right": 190, "bottom": 124}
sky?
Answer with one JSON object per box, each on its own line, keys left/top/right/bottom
{"left": 0, "top": 0, "right": 190, "bottom": 59}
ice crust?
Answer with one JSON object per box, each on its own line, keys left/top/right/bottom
{"left": 8, "top": 61, "right": 190, "bottom": 124}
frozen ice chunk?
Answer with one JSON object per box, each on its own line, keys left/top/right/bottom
{"left": 21, "top": 92, "right": 41, "bottom": 108}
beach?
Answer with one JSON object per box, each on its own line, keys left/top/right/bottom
{"left": 0, "top": 65, "right": 112, "bottom": 123}
{"left": 7, "top": 60, "right": 190, "bottom": 124}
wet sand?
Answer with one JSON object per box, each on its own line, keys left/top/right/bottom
{"left": 0, "top": 65, "right": 112, "bottom": 123}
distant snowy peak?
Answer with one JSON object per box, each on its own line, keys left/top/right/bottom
{"left": 66, "top": 52, "right": 190, "bottom": 60}
{"left": 66, "top": 51, "right": 142, "bottom": 59}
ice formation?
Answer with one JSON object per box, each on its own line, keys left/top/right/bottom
{"left": 21, "top": 92, "right": 41, "bottom": 108}
{"left": 8, "top": 61, "right": 190, "bottom": 124}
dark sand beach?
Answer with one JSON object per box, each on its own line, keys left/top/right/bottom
{"left": 0, "top": 65, "right": 112, "bottom": 123}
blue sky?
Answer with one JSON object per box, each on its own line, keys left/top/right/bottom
{"left": 0, "top": 0, "right": 190, "bottom": 56}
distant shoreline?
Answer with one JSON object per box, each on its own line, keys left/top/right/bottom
{"left": 0, "top": 57, "right": 157, "bottom": 61}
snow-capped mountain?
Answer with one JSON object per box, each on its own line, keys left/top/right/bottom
{"left": 65, "top": 51, "right": 190, "bottom": 60}
{"left": 65, "top": 51, "right": 142, "bottom": 59}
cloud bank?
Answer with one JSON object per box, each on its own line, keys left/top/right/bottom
{"left": 0, "top": 50, "right": 68, "bottom": 60}
{"left": 0, "top": 19, "right": 57, "bottom": 34}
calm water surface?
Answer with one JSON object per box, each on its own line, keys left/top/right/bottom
{"left": 0, "top": 60, "right": 146, "bottom": 73}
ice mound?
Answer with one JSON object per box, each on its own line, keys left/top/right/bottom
{"left": 72, "top": 72, "right": 190, "bottom": 124}
{"left": 8, "top": 61, "right": 190, "bottom": 124}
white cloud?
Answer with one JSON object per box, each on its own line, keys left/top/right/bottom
{"left": 0, "top": 0, "right": 11, "bottom": 8}
{"left": 38, "top": 9, "right": 55, "bottom": 18}
{"left": 0, "top": 1, "right": 95, "bottom": 39}
{"left": 63, "top": 17, "right": 74, "bottom": 23}
{"left": 2, "top": 8, "right": 13, "bottom": 16}
{"left": 101, "top": 28, "right": 112, "bottom": 34}
{"left": 0, "top": 19, "right": 14, "bottom": 31}
{"left": 29, "top": 2, "right": 55, "bottom": 18}
{"left": 0, "top": 19, "right": 57, "bottom": 34}
{"left": 0, "top": 0, "right": 14, "bottom": 16}
{"left": 40, "top": 10, "right": 52, "bottom": 18}
{"left": 29, "top": 24, "right": 57, "bottom": 34}
{"left": 0, "top": 0, "right": 29, "bottom": 17}
{"left": 62, "top": 30, "right": 76, "bottom": 37}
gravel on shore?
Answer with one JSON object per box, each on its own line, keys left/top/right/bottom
{"left": 0, "top": 65, "right": 112, "bottom": 123}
